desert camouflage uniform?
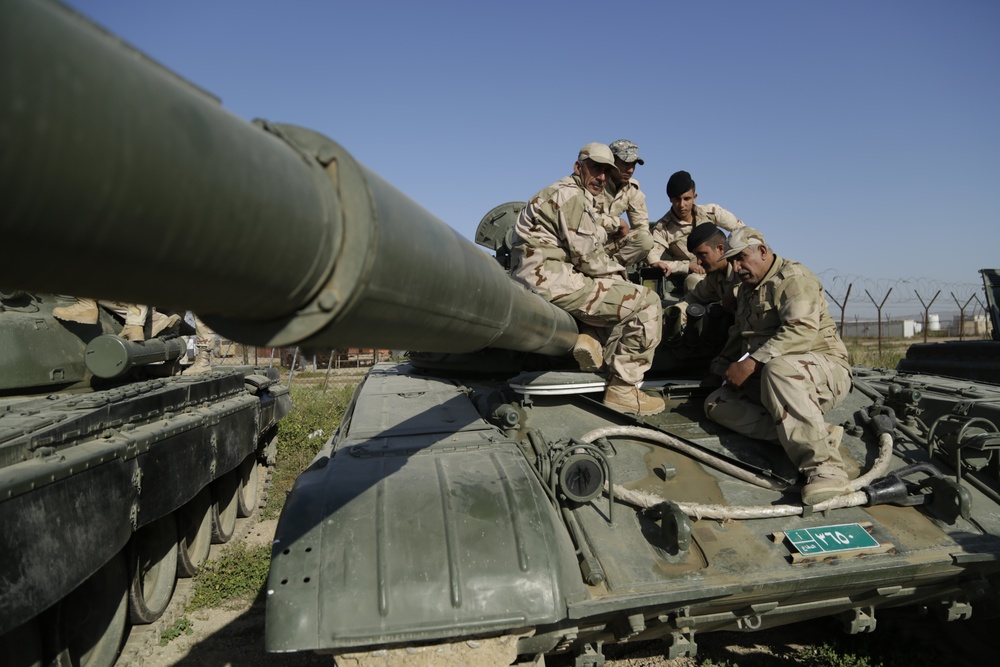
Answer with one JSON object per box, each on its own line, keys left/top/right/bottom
{"left": 511, "top": 175, "right": 661, "bottom": 385}
{"left": 704, "top": 255, "right": 852, "bottom": 477}
{"left": 683, "top": 263, "right": 739, "bottom": 313}
{"left": 597, "top": 178, "right": 652, "bottom": 266}
{"left": 647, "top": 204, "right": 744, "bottom": 276}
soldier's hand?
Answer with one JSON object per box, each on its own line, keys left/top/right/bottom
{"left": 689, "top": 260, "right": 706, "bottom": 275}
{"left": 613, "top": 218, "right": 629, "bottom": 239}
{"left": 724, "top": 357, "right": 759, "bottom": 388}
{"left": 652, "top": 261, "right": 672, "bottom": 276}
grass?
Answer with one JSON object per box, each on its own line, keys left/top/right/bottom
{"left": 187, "top": 541, "right": 272, "bottom": 611}
{"left": 845, "top": 339, "right": 909, "bottom": 369}
{"left": 158, "top": 616, "right": 194, "bottom": 645}
{"left": 262, "top": 380, "right": 359, "bottom": 520}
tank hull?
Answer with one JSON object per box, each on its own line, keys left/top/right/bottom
{"left": 267, "top": 363, "right": 1000, "bottom": 660}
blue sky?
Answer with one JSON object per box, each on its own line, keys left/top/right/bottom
{"left": 65, "top": 0, "right": 999, "bottom": 319}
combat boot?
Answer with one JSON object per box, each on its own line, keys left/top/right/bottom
{"left": 801, "top": 467, "right": 852, "bottom": 506}
{"left": 119, "top": 324, "right": 145, "bottom": 342}
{"left": 603, "top": 378, "right": 665, "bottom": 416}
{"left": 573, "top": 332, "right": 605, "bottom": 372}
{"left": 52, "top": 298, "right": 99, "bottom": 324}
{"left": 182, "top": 347, "right": 212, "bottom": 376}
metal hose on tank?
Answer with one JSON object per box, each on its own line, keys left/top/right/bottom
{"left": 581, "top": 426, "right": 894, "bottom": 520}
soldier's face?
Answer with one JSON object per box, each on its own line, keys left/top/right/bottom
{"left": 729, "top": 245, "right": 771, "bottom": 285}
{"left": 614, "top": 158, "right": 637, "bottom": 183}
{"left": 692, "top": 242, "right": 728, "bottom": 273}
{"left": 575, "top": 159, "right": 611, "bottom": 196}
{"left": 670, "top": 189, "right": 697, "bottom": 219}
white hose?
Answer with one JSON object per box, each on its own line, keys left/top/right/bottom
{"left": 582, "top": 426, "right": 894, "bottom": 520}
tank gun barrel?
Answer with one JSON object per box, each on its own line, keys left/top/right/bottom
{"left": 0, "top": 0, "right": 577, "bottom": 356}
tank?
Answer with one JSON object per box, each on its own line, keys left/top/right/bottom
{"left": 897, "top": 269, "right": 1000, "bottom": 383}
{"left": 4, "top": 2, "right": 1000, "bottom": 666}
{"left": 0, "top": 4, "right": 294, "bottom": 667}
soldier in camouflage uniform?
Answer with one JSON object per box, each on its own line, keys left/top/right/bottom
{"left": 597, "top": 139, "right": 653, "bottom": 266}
{"left": 661, "top": 223, "right": 740, "bottom": 346}
{"left": 511, "top": 143, "right": 664, "bottom": 416}
{"left": 647, "top": 170, "right": 744, "bottom": 291}
{"left": 703, "top": 227, "right": 853, "bottom": 505}
{"left": 682, "top": 223, "right": 739, "bottom": 314}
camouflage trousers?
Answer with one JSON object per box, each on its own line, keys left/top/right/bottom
{"left": 704, "top": 353, "right": 852, "bottom": 475}
{"left": 605, "top": 228, "right": 653, "bottom": 267}
{"left": 553, "top": 277, "right": 661, "bottom": 385}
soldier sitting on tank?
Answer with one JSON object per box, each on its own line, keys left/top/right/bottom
{"left": 596, "top": 139, "right": 653, "bottom": 268}
{"left": 702, "top": 227, "right": 853, "bottom": 505}
{"left": 53, "top": 297, "right": 180, "bottom": 341}
{"left": 647, "top": 170, "right": 744, "bottom": 292}
{"left": 510, "top": 142, "right": 664, "bottom": 416}
{"left": 662, "top": 223, "right": 739, "bottom": 347}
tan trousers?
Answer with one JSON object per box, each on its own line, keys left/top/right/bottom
{"left": 555, "top": 278, "right": 662, "bottom": 385}
{"left": 704, "top": 353, "right": 852, "bottom": 475}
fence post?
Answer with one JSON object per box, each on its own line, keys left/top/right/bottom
{"left": 865, "top": 288, "right": 892, "bottom": 359}
{"left": 914, "top": 289, "right": 940, "bottom": 343}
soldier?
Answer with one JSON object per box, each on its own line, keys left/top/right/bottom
{"left": 661, "top": 223, "right": 740, "bottom": 346}
{"left": 703, "top": 227, "right": 853, "bottom": 505}
{"left": 647, "top": 170, "right": 744, "bottom": 291}
{"left": 682, "top": 223, "right": 739, "bottom": 314}
{"left": 53, "top": 297, "right": 179, "bottom": 341}
{"left": 511, "top": 143, "right": 664, "bottom": 416}
{"left": 598, "top": 139, "right": 652, "bottom": 266}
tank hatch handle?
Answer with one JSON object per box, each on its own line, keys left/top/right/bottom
{"left": 864, "top": 461, "right": 972, "bottom": 522}
{"left": 647, "top": 500, "right": 691, "bottom": 555}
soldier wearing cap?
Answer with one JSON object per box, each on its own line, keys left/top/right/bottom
{"left": 647, "top": 170, "right": 744, "bottom": 291}
{"left": 682, "top": 223, "right": 739, "bottom": 314}
{"left": 703, "top": 227, "right": 854, "bottom": 505}
{"left": 511, "top": 143, "right": 664, "bottom": 416}
{"left": 598, "top": 139, "right": 653, "bottom": 266}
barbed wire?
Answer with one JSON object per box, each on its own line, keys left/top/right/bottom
{"left": 815, "top": 271, "right": 987, "bottom": 321}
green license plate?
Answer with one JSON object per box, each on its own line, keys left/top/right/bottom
{"left": 786, "top": 523, "right": 879, "bottom": 555}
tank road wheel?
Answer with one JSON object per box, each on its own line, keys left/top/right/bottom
{"left": 177, "top": 488, "right": 212, "bottom": 576}
{"left": 128, "top": 514, "right": 179, "bottom": 624}
{"left": 50, "top": 553, "right": 128, "bottom": 667}
{"left": 236, "top": 453, "right": 261, "bottom": 518}
{"left": 211, "top": 469, "right": 240, "bottom": 543}
{"left": 0, "top": 617, "right": 43, "bottom": 667}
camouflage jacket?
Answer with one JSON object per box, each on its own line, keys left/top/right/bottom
{"left": 511, "top": 175, "right": 626, "bottom": 301}
{"left": 596, "top": 178, "right": 649, "bottom": 232}
{"left": 647, "top": 203, "right": 744, "bottom": 273}
{"left": 683, "top": 263, "right": 738, "bottom": 312}
{"left": 710, "top": 255, "right": 850, "bottom": 376}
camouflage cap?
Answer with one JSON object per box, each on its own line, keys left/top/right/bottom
{"left": 578, "top": 142, "right": 619, "bottom": 171}
{"left": 608, "top": 139, "right": 644, "bottom": 165}
{"left": 721, "top": 226, "right": 767, "bottom": 259}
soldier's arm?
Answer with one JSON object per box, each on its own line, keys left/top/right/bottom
{"left": 626, "top": 187, "right": 649, "bottom": 230}
{"left": 707, "top": 205, "right": 745, "bottom": 232}
{"left": 709, "top": 323, "right": 742, "bottom": 377}
{"left": 683, "top": 275, "right": 714, "bottom": 305}
{"left": 750, "top": 274, "right": 823, "bottom": 364}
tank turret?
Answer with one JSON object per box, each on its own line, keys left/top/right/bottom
{"left": 6, "top": 3, "right": 1000, "bottom": 667}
